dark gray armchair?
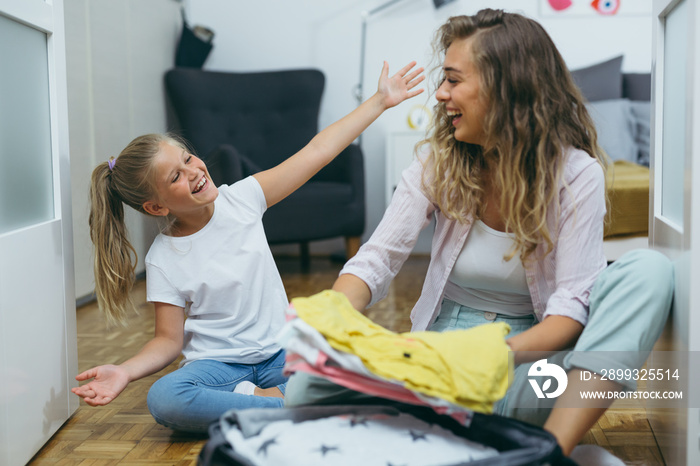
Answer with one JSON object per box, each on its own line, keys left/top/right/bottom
{"left": 165, "top": 68, "right": 365, "bottom": 269}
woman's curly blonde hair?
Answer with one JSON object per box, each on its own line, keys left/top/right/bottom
{"left": 421, "top": 9, "right": 608, "bottom": 260}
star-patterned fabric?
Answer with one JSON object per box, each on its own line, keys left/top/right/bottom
{"left": 222, "top": 411, "right": 498, "bottom": 465}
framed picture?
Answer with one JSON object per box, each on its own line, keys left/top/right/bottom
{"left": 539, "top": 0, "right": 652, "bottom": 17}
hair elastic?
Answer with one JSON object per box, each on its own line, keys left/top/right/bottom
{"left": 108, "top": 157, "right": 116, "bottom": 171}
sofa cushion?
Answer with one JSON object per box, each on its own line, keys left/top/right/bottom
{"left": 586, "top": 99, "right": 637, "bottom": 163}
{"left": 571, "top": 56, "right": 624, "bottom": 102}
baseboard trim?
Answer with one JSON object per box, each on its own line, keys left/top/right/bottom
{"left": 76, "top": 292, "right": 96, "bottom": 308}
{"left": 76, "top": 270, "right": 147, "bottom": 309}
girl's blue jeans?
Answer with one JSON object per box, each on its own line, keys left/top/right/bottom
{"left": 147, "top": 349, "right": 287, "bottom": 433}
{"left": 285, "top": 250, "right": 674, "bottom": 428}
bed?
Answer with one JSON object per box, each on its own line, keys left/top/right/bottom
{"left": 570, "top": 56, "right": 651, "bottom": 259}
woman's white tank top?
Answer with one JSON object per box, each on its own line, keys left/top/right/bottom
{"left": 443, "top": 219, "right": 534, "bottom": 316}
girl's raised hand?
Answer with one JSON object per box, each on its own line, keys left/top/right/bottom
{"left": 377, "top": 61, "right": 425, "bottom": 109}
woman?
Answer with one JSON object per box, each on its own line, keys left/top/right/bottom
{"left": 286, "top": 9, "right": 673, "bottom": 456}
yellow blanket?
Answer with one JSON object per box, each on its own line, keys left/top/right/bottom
{"left": 605, "top": 160, "right": 649, "bottom": 238}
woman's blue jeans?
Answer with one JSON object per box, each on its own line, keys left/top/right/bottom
{"left": 147, "top": 349, "right": 287, "bottom": 433}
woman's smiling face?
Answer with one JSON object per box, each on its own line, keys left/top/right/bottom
{"left": 436, "top": 36, "right": 488, "bottom": 146}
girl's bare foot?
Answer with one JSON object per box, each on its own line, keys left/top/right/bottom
{"left": 254, "top": 386, "right": 284, "bottom": 398}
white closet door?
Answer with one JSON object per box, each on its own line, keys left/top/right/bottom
{"left": 0, "top": 1, "right": 77, "bottom": 465}
{"left": 649, "top": 0, "right": 700, "bottom": 464}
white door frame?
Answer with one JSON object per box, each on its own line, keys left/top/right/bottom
{"left": 649, "top": 0, "right": 700, "bottom": 464}
{"left": 0, "top": 1, "right": 77, "bottom": 465}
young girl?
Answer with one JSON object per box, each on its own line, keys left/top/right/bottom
{"left": 71, "top": 61, "right": 424, "bottom": 433}
{"left": 285, "top": 10, "right": 674, "bottom": 459}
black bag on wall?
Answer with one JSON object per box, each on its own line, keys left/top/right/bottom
{"left": 175, "top": 11, "right": 214, "bottom": 68}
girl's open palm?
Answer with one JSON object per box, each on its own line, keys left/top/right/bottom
{"left": 377, "top": 61, "right": 425, "bottom": 109}
{"left": 72, "top": 365, "right": 130, "bottom": 406}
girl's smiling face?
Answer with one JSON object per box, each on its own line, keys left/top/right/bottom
{"left": 436, "top": 36, "right": 488, "bottom": 146}
{"left": 143, "top": 141, "right": 218, "bottom": 221}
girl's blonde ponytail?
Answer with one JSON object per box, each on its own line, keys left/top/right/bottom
{"left": 88, "top": 133, "right": 186, "bottom": 325}
{"left": 89, "top": 162, "right": 138, "bottom": 326}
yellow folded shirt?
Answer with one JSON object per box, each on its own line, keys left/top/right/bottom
{"left": 291, "top": 290, "right": 512, "bottom": 413}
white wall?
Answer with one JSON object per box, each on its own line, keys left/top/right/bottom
{"left": 65, "top": 0, "right": 181, "bottom": 301}
{"left": 186, "top": 0, "right": 653, "bottom": 254}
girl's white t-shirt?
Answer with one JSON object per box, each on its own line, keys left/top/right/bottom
{"left": 145, "top": 176, "right": 287, "bottom": 367}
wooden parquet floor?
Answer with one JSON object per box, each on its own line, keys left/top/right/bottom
{"left": 28, "top": 256, "right": 665, "bottom": 465}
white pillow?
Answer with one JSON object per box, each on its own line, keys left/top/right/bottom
{"left": 585, "top": 99, "right": 638, "bottom": 163}
{"left": 630, "top": 101, "right": 651, "bottom": 166}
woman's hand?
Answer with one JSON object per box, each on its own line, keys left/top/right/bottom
{"left": 506, "top": 315, "right": 584, "bottom": 365}
{"left": 72, "top": 364, "right": 130, "bottom": 406}
{"left": 376, "top": 61, "right": 425, "bottom": 110}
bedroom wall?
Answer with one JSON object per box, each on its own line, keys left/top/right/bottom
{"left": 64, "top": 0, "right": 181, "bottom": 301}
{"left": 186, "top": 0, "right": 653, "bottom": 254}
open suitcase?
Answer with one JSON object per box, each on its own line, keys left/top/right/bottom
{"left": 197, "top": 403, "right": 576, "bottom": 466}
{"left": 198, "top": 292, "right": 577, "bottom": 465}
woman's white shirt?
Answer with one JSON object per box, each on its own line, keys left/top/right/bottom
{"left": 340, "top": 148, "right": 607, "bottom": 331}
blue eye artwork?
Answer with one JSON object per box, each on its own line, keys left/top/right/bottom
{"left": 591, "top": 0, "right": 621, "bottom": 15}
